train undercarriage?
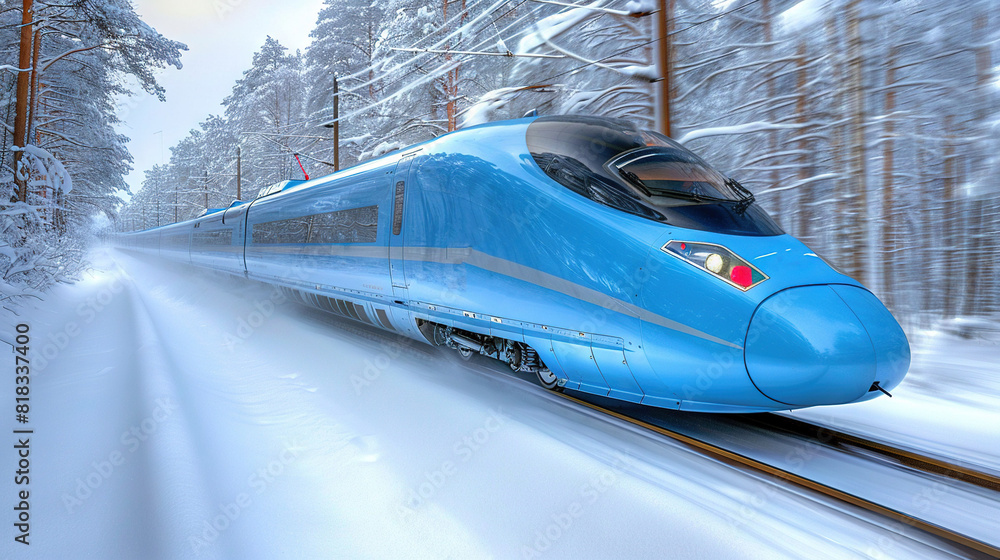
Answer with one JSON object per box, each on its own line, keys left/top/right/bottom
{"left": 416, "top": 319, "right": 561, "bottom": 390}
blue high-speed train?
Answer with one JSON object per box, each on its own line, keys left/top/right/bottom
{"left": 119, "top": 115, "right": 910, "bottom": 412}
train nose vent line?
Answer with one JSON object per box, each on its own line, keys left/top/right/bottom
{"left": 540, "top": 390, "right": 1000, "bottom": 558}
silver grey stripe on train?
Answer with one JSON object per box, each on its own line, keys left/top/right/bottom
{"left": 399, "top": 246, "right": 741, "bottom": 350}
{"left": 245, "top": 243, "right": 742, "bottom": 349}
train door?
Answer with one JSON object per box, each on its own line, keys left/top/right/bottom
{"left": 389, "top": 153, "right": 416, "bottom": 299}
{"left": 222, "top": 202, "right": 250, "bottom": 276}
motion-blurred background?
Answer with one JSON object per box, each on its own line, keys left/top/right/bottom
{"left": 2, "top": 0, "right": 997, "bottom": 329}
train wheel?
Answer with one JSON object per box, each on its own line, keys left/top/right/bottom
{"left": 536, "top": 368, "right": 559, "bottom": 390}
{"left": 432, "top": 325, "right": 449, "bottom": 346}
{"left": 505, "top": 343, "right": 522, "bottom": 371}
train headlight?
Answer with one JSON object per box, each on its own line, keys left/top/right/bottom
{"left": 662, "top": 241, "right": 768, "bottom": 291}
{"left": 705, "top": 253, "right": 724, "bottom": 274}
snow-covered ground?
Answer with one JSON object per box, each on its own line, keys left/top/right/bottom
{"left": 1, "top": 248, "right": 993, "bottom": 559}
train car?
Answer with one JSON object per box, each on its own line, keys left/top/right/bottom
{"left": 118, "top": 115, "right": 910, "bottom": 413}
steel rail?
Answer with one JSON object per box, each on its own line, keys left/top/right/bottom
{"left": 550, "top": 391, "right": 1000, "bottom": 558}
{"left": 747, "top": 413, "right": 1000, "bottom": 493}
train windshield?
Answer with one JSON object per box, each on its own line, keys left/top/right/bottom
{"left": 610, "top": 147, "right": 745, "bottom": 202}
{"left": 526, "top": 115, "right": 782, "bottom": 236}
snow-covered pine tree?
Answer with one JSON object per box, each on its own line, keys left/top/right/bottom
{"left": 305, "top": 0, "right": 384, "bottom": 172}
{"left": 224, "top": 37, "right": 309, "bottom": 190}
{"left": 0, "top": 0, "right": 184, "bottom": 312}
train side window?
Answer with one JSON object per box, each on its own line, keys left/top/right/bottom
{"left": 392, "top": 181, "right": 405, "bottom": 235}
{"left": 252, "top": 206, "right": 377, "bottom": 244}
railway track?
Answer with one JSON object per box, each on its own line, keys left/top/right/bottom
{"left": 743, "top": 413, "right": 1000, "bottom": 494}
{"left": 297, "top": 304, "right": 1000, "bottom": 558}
{"left": 547, "top": 390, "right": 1000, "bottom": 558}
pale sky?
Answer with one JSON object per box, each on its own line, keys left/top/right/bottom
{"left": 119, "top": 0, "right": 326, "bottom": 199}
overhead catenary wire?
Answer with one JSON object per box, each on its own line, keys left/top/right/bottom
{"left": 335, "top": 0, "right": 511, "bottom": 93}
{"left": 316, "top": 0, "right": 764, "bottom": 129}
{"left": 285, "top": 0, "right": 545, "bottom": 131}
{"left": 303, "top": 0, "right": 547, "bottom": 128}
{"left": 390, "top": 47, "right": 565, "bottom": 59}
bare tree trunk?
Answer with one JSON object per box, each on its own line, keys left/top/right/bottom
{"left": 973, "top": 11, "right": 996, "bottom": 314}
{"left": 761, "top": 0, "right": 782, "bottom": 222}
{"left": 655, "top": 0, "right": 675, "bottom": 137}
{"left": 881, "top": 43, "right": 898, "bottom": 309}
{"left": 438, "top": 0, "right": 466, "bottom": 132}
{"left": 447, "top": 63, "right": 458, "bottom": 132}
{"left": 916, "top": 122, "right": 932, "bottom": 325}
{"left": 27, "top": 28, "right": 41, "bottom": 147}
{"left": 13, "top": 0, "right": 34, "bottom": 203}
{"left": 962, "top": 196, "right": 984, "bottom": 316}
{"left": 844, "top": 0, "right": 868, "bottom": 285}
{"left": 368, "top": 20, "right": 377, "bottom": 100}
{"left": 942, "top": 115, "right": 957, "bottom": 317}
{"left": 960, "top": 11, "right": 993, "bottom": 316}
{"left": 826, "top": 13, "right": 848, "bottom": 270}
{"left": 795, "top": 41, "right": 812, "bottom": 244}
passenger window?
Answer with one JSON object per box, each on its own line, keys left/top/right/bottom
{"left": 392, "top": 181, "right": 405, "bottom": 235}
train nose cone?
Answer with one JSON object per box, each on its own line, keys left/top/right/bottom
{"left": 745, "top": 285, "right": 900, "bottom": 407}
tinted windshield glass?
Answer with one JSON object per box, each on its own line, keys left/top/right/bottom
{"left": 526, "top": 115, "right": 783, "bottom": 236}
{"left": 612, "top": 147, "right": 743, "bottom": 201}
{"left": 532, "top": 152, "right": 664, "bottom": 221}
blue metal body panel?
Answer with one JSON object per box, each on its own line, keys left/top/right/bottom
{"left": 745, "top": 285, "right": 876, "bottom": 406}
{"left": 828, "top": 285, "right": 910, "bottom": 397}
{"left": 117, "top": 116, "right": 910, "bottom": 413}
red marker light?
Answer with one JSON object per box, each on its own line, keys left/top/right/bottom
{"left": 730, "top": 265, "right": 752, "bottom": 288}
{"left": 680, "top": 242, "right": 686, "bottom": 250}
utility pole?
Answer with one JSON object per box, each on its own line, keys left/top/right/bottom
{"left": 655, "top": 0, "right": 674, "bottom": 137}
{"left": 236, "top": 146, "right": 243, "bottom": 200}
{"left": 204, "top": 169, "right": 209, "bottom": 211}
{"left": 174, "top": 188, "right": 178, "bottom": 222}
{"left": 156, "top": 199, "right": 160, "bottom": 227}
{"left": 13, "top": 0, "right": 34, "bottom": 203}
{"left": 236, "top": 146, "right": 242, "bottom": 200}
{"left": 333, "top": 76, "right": 340, "bottom": 171}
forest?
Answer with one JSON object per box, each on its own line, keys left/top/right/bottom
{"left": 3, "top": 0, "right": 997, "bottom": 327}
{"left": 0, "top": 0, "right": 184, "bottom": 309}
